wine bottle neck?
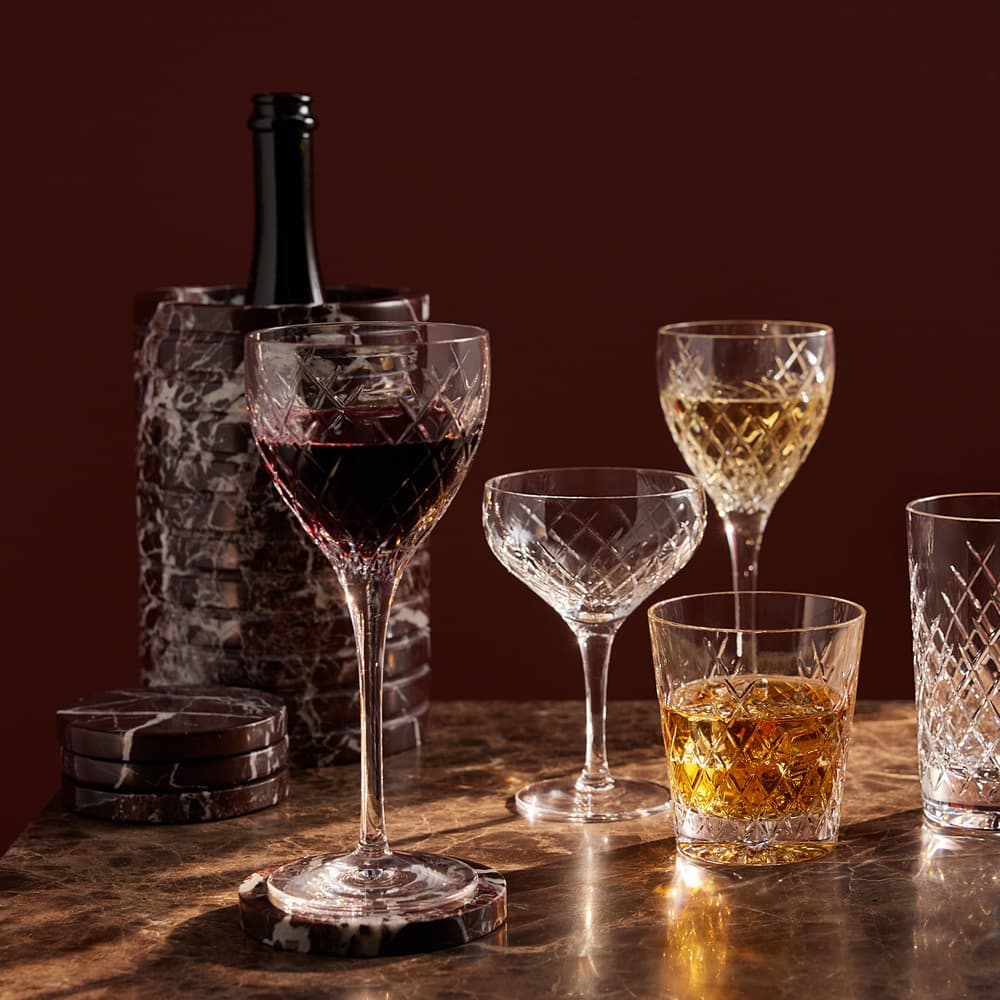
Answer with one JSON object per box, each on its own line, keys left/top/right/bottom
{"left": 247, "top": 114, "right": 325, "bottom": 306}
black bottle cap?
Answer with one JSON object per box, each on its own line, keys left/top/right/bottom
{"left": 248, "top": 92, "right": 317, "bottom": 131}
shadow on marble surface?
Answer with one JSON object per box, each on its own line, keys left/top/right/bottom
{"left": 13, "top": 806, "right": 999, "bottom": 999}
{"left": 6, "top": 702, "right": 998, "bottom": 999}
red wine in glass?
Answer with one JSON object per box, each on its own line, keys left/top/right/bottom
{"left": 244, "top": 322, "right": 501, "bottom": 934}
{"left": 257, "top": 404, "right": 481, "bottom": 562}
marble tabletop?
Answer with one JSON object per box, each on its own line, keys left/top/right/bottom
{"left": 1, "top": 701, "right": 997, "bottom": 998}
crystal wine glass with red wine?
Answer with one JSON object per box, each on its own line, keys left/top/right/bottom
{"left": 245, "top": 322, "right": 493, "bottom": 922}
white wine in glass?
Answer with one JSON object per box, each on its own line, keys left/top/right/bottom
{"left": 657, "top": 321, "right": 833, "bottom": 592}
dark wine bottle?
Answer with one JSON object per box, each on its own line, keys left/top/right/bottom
{"left": 246, "top": 92, "right": 325, "bottom": 306}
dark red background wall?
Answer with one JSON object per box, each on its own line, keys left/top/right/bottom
{"left": 3, "top": 2, "right": 998, "bottom": 852}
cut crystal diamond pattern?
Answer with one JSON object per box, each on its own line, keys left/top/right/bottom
{"left": 660, "top": 333, "right": 832, "bottom": 515}
{"left": 911, "top": 539, "right": 1000, "bottom": 809}
{"left": 650, "top": 593, "right": 864, "bottom": 862}
{"left": 663, "top": 674, "right": 849, "bottom": 867}
{"left": 248, "top": 336, "right": 488, "bottom": 575}
{"left": 486, "top": 489, "right": 706, "bottom": 624}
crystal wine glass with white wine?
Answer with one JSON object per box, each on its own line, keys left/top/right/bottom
{"left": 657, "top": 321, "right": 833, "bottom": 593}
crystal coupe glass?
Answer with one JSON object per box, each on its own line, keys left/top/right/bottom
{"left": 483, "top": 468, "right": 706, "bottom": 821}
{"left": 245, "top": 322, "right": 491, "bottom": 920}
{"left": 657, "top": 321, "right": 833, "bottom": 593}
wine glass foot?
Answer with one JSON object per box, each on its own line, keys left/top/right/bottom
{"left": 240, "top": 856, "right": 507, "bottom": 956}
{"left": 514, "top": 776, "right": 671, "bottom": 823}
{"left": 265, "top": 850, "right": 480, "bottom": 920}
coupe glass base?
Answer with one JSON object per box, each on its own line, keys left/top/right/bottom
{"left": 514, "top": 776, "right": 672, "bottom": 823}
{"left": 265, "top": 850, "right": 481, "bottom": 919}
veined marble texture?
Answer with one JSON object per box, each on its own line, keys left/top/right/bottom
{"left": 273, "top": 663, "right": 432, "bottom": 768}
{"left": 62, "top": 769, "right": 289, "bottom": 824}
{"left": 142, "top": 635, "right": 430, "bottom": 697}
{"left": 284, "top": 700, "right": 430, "bottom": 769}
{"left": 278, "top": 663, "right": 432, "bottom": 729}
{"left": 138, "top": 589, "right": 428, "bottom": 645}
{"left": 138, "top": 484, "right": 289, "bottom": 532}
{"left": 138, "top": 601, "right": 356, "bottom": 652}
{"left": 140, "top": 408, "right": 255, "bottom": 457}
{"left": 140, "top": 604, "right": 429, "bottom": 691}
{"left": 139, "top": 448, "right": 265, "bottom": 496}
{"left": 56, "top": 687, "right": 287, "bottom": 761}
{"left": 138, "top": 527, "right": 431, "bottom": 594}
{"left": 4, "top": 702, "right": 997, "bottom": 998}
{"left": 134, "top": 289, "right": 434, "bottom": 768}
{"left": 141, "top": 565, "right": 354, "bottom": 615}
{"left": 133, "top": 286, "right": 430, "bottom": 379}
{"left": 60, "top": 737, "right": 289, "bottom": 793}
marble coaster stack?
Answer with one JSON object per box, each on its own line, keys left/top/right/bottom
{"left": 134, "top": 287, "right": 433, "bottom": 768}
{"left": 57, "top": 687, "right": 289, "bottom": 823}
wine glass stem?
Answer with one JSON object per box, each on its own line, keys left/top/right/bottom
{"left": 342, "top": 572, "right": 394, "bottom": 860}
{"left": 573, "top": 623, "right": 619, "bottom": 793}
{"left": 722, "top": 511, "right": 768, "bottom": 594}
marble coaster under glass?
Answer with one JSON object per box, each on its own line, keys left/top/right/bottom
{"left": 514, "top": 775, "right": 672, "bottom": 823}
{"left": 238, "top": 858, "right": 506, "bottom": 957}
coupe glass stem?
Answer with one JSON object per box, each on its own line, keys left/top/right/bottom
{"left": 573, "top": 622, "right": 619, "bottom": 793}
{"left": 342, "top": 571, "right": 394, "bottom": 861}
{"left": 722, "top": 511, "right": 768, "bottom": 593}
